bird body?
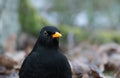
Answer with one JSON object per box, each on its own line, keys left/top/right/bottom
{"left": 19, "top": 26, "right": 72, "bottom": 78}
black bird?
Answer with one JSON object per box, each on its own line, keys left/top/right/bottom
{"left": 19, "top": 26, "right": 72, "bottom": 78}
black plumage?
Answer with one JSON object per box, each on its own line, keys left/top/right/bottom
{"left": 19, "top": 26, "right": 72, "bottom": 78}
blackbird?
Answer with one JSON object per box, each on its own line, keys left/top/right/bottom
{"left": 19, "top": 26, "right": 72, "bottom": 78}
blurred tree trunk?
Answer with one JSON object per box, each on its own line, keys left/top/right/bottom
{"left": 0, "top": 0, "right": 20, "bottom": 53}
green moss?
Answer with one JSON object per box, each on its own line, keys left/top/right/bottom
{"left": 19, "top": 0, "right": 120, "bottom": 44}
{"left": 19, "top": 0, "right": 50, "bottom": 36}
{"left": 58, "top": 25, "right": 89, "bottom": 44}
{"left": 93, "top": 31, "right": 120, "bottom": 44}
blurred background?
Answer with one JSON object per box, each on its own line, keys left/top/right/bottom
{"left": 1, "top": 0, "right": 120, "bottom": 78}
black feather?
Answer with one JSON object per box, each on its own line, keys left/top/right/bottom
{"left": 19, "top": 26, "right": 72, "bottom": 78}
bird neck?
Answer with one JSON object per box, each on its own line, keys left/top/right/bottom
{"left": 40, "top": 38, "right": 59, "bottom": 49}
{"left": 32, "top": 37, "right": 59, "bottom": 51}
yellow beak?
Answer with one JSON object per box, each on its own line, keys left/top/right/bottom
{"left": 52, "top": 32, "right": 62, "bottom": 38}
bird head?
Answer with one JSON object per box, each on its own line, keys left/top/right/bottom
{"left": 40, "top": 26, "right": 62, "bottom": 39}
{"left": 35, "top": 26, "right": 62, "bottom": 49}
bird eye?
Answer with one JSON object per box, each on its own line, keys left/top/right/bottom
{"left": 44, "top": 31, "right": 48, "bottom": 36}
